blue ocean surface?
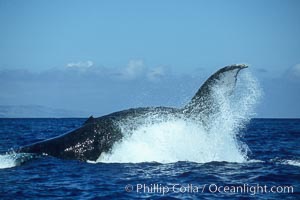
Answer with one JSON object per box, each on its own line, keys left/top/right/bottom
{"left": 0, "top": 118, "right": 299, "bottom": 199}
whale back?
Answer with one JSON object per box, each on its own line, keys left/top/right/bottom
{"left": 19, "top": 118, "right": 123, "bottom": 161}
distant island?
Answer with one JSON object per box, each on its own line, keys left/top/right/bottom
{"left": 0, "top": 105, "right": 88, "bottom": 118}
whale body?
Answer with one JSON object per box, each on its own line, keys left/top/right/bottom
{"left": 18, "top": 64, "right": 248, "bottom": 161}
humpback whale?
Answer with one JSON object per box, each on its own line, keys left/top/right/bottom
{"left": 18, "top": 64, "right": 248, "bottom": 161}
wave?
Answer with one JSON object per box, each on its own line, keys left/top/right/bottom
{"left": 282, "top": 159, "right": 300, "bottom": 167}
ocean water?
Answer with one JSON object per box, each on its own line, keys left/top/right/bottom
{"left": 0, "top": 118, "right": 299, "bottom": 199}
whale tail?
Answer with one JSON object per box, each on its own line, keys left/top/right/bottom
{"left": 183, "top": 64, "right": 248, "bottom": 123}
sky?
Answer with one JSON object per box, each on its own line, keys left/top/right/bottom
{"left": 0, "top": 0, "right": 299, "bottom": 118}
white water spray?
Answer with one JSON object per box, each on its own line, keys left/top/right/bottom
{"left": 0, "top": 153, "right": 36, "bottom": 169}
{"left": 98, "top": 71, "right": 261, "bottom": 163}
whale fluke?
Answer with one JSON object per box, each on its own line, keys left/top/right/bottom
{"left": 183, "top": 64, "right": 248, "bottom": 123}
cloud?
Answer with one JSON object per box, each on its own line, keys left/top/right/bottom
{"left": 66, "top": 60, "right": 94, "bottom": 68}
{"left": 114, "top": 59, "right": 146, "bottom": 80}
{"left": 147, "top": 66, "right": 166, "bottom": 81}
{"left": 0, "top": 59, "right": 169, "bottom": 83}
{"left": 110, "top": 59, "right": 168, "bottom": 81}
{"left": 287, "top": 64, "right": 300, "bottom": 80}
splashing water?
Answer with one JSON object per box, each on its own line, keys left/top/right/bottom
{"left": 0, "top": 155, "right": 17, "bottom": 169}
{"left": 0, "top": 153, "right": 36, "bottom": 169}
{"left": 98, "top": 71, "right": 262, "bottom": 163}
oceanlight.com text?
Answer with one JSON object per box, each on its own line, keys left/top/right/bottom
{"left": 124, "top": 183, "right": 294, "bottom": 196}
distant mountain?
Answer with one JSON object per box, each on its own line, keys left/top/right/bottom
{"left": 0, "top": 105, "right": 89, "bottom": 118}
